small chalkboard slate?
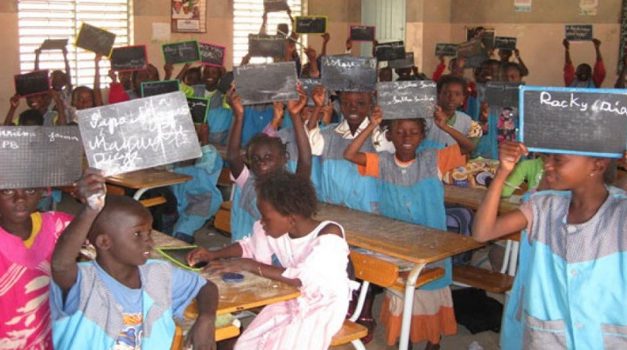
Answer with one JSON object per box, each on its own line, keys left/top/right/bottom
{"left": 162, "top": 41, "right": 200, "bottom": 65}
{"left": 187, "top": 97, "right": 208, "bottom": 124}
{"left": 519, "top": 85, "right": 627, "bottom": 158}
{"left": 264, "top": 0, "right": 289, "bottom": 12}
{"left": 40, "top": 39, "right": 68, "bottom": 51}
{"left": 481, "top": 30, "right": 495, "bottom": 51}
{"left": 15, "top": 70, "right": 50, "bottom": 97}
{"left": 457, "top": 39, "right": 489, "bottom": 68}
{"left": 295, "top": 16, "right": 327, "bottom": 34}
{"left": 77, "top": 91, "right": 202, "bottom": 176}
{"left": 494, "top": 37, "right": 517, "bottom": 51}
{"left": 199, "top": 42, "right": 225, "bottom": 67}
{"left": 217, "top": 71, "right": 234, "bottom": 94}
{"left": 566, "top": 24, "right": 593, "bottom": 41}
{"left": 375, "top": 41, "right": 406, "bottom": 61}
{"left": 141, "top": 80, "right": 180, "bottom": 98}
{"left": 0, "top": 126, "right": 82, "bottom": 189}
{"left": 111, "top": 45, "right": 148, "bottom": 72}
{"left": 435, "top": 43, "right": 458, "bottom": 57}
{"left": 249, "top": 34, "right": 286, "bottom": 57}
{"left": 234, "top": 62, "right": 299, "bottom": 105}
{"left": 484, "top": 82, "right": 521, "bottom": 107}
{"left": 350, "top": 25, "right": 376, "bottom": 42}
{"left": 388, "top": 52, "right": 414, "bottom": 69}
{"left": 75, "top": 22, "right": 116, "bottom": 57}
{"left": 300, "top": 78, "right": 327, "bottom": 106}
{"left": 321, "top": 55, "right": 377, "bottom": 92}
{"left": 377, "top": 81, "right": 437, "bottom": 120}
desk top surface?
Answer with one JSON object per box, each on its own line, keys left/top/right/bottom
{"left": 444, "top": 185, "right": 520, "bottom": 214}
{"left": 106, "top": 168, "right": 192, "bottom": 189}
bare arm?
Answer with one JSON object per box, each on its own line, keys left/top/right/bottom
{"left": 4, "top": 95, "right": 20, "bottom": 125}
{"left": 271, "top": 101, "right": 284, "bottom": 130}
{"left": 563, "top": 39, "right": 572, "bottom": 66}
{"left": 187, "top": 282, "right": 218, "bottom": 350}
{"left": 51, "top": 90, "right": 67, "bottom": 125}
{"left": 176, "top": 63, "right": 191, "bottom": 81}
{"left": 307, "top": 86, "right": 326, "bottom": 130}
{"left": 93, "top": 55, "right": 103, "bottom": 106}
{"left": 226, "top": 88, "right": 245, "bottom": 178}
{"left": 163, "top": 63, "right": 174, "bottom": 81}
{"left": 343, "top": 107, "right": 381, "bottom": 166}
{"left": 287, "top": 85, "right": 311, "bottom": 177}
{"left": 320, "top": 33, "right": 330, "bottom": 58}
{"left": 514, "top": 49, "right": 529, "bottom": 77}
{"left": 434, "top": 106, "right": 476, "bottom": 154}
{"left": 62, "top": 47, "right": 73, "bottom": 92}
{"left": 34, "top": 49, "right": 41, "bottom": 70}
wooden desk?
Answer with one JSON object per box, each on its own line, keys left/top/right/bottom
{"left": 444, "top": 184, "right": 520, "bottom": 214}
{"left": 106, "top": 168, "right": 192, "bottom": 200}
{"left": 316, "top": 204, "right": 482, "bottom": 350}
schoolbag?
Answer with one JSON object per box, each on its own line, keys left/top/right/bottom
{"left": 446, "top": 206, "right": 475, "bottom": 265}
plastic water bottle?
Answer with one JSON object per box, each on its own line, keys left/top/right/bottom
{"left": 468, "top": 340, "right": 484, "bottom": 350}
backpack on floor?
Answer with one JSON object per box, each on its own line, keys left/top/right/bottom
{"left": 446, "top": 206, "right": 474, "bottom": 265}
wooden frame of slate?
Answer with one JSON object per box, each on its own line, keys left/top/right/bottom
{"left": 321, "top": 56, "right": 377, "bottom": 92}
{"left": 350, "top": 25, "right": 376, "bottom": 42}
{"left": 111, "top": 45, "right": 148, "bottom": 72}
{"left": 75, "top": 22, "right": 116, "bottom": 57}
{"left": 15, "top": 70, "right": 50, "bottom": 97}
{"left": 187, "top": 97, "right": 209, "bottom": 124}
{"left": 40, "top": 39, "right": 68, "bottom": 51}
{"left": 435, "top": 43, "right": 458, "bottom": 57}
{"left": 233, "top": 62, "right": 299, "bottom": 105}
{"left": 140, "top": 80, "right": 180, "bottom": 98}
{"left": 494, "top": 37, "right": 517, "bottom": 51}
{"left": 249, "top": 34, "right": 286, "bottom": 57}
{"left": 375, "top": 41, "right": 406, "bottom": 61}
{"left": 162, "top": 41, "right": 200, "bottom": 65}
{"left": 199, "top": 42, "right": 226, "bottom": 67}
{"left": 77, "top": 91, "right": 202, "bottom": 176}
{"left": 0, "top": 126, "right": 83, "bottom": 189}
{"left": 295, "top": 16, "right": 327, "bottom": 34}
{"left": 377, "top": 81, "right": 437, "bottom": 120}
{"left": 519, "top": 85, "right": 627, "bottom": 158}
{"left": 565, "top": 24, "right": 593, "bottom": 41}
{"left": 264, "top": 0, "right": 290, "bottom": 12}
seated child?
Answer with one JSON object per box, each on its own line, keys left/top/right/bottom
{"left": 50, "top": 172, "right": 218, "bottom": 349}
{"left": 563, "top": 38, "right": 605, "bottom": 88}
{"left": 498, "top": 48, "right": 529, "bottom": 77}
{"left": 188, "top": 171, "right": 357, "bottom": 350}
{"left": 192, "top": 65, "right": 233, "bottom": 145}
{"left": 108, "top": 64, "right": 161, "bottom": 103}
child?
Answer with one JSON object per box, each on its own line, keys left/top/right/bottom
{"left": 0, "top": 187, "right": 73, "bottom": 348}
{"left": 35, "top": 46, "right": 73, "bottom": 105}
{"left": 5, "top": 90, "right": 67, "bottom": 126}
{"left": 344, "top": 108, "right": 466, "bottom": 348}
{"left": 473, "top": 142, "right": 627, "bottom": 349}
{"left": 188, "top": 171, "right": 356, "bottom": 350}
{"left": 190, "top": 65, "right": 233, "bottom": 145}
{"left": 108, "top": 64, "right": 161, "bottom": 103}
{"left": 50, "top": 171, "right": 218, "bottom": 349}
{"left": 563, "top": 38, "right": 605, "bottom": 88}
{"left": 226, "top": 88, "right": 309, "bottom": 242}
{"left": 498, "top": 48, "right": 529, "bottom": 77}
{"left": 67, "top": 55, "right": 104, "bottom": 123}
{"left": 502, "top": 62, "right": 524, "bottom": 83}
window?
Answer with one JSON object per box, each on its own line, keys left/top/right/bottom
{"left": 18, "top": 0, "right": 132, "bottom": 88}
{"left": 233, "top": 0, "right": 304, "bottom": 66}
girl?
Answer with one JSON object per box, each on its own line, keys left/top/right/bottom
{"left": 188, "top": 172, "right": 356, "bottom": 350}
{"left": 473, "top": 141, "right": 627, "bottom": 349}
{"left": 0, "top": 187, "right": 73, "bottom": 348}
{"left": 343, "top": 108, "right": 466, "bottom": 349}
{"left": 68, "top": 54, "right": 104, "bottom": 123}
{"left": 226, "top": 87, "right": 309, "bottom": 242}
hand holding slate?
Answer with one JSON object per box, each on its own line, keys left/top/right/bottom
{"left": 498, "top": 141, "right": 529, "bottom": 174}
{"left": 75, "top": 168, "right": 107, "bottom": 212}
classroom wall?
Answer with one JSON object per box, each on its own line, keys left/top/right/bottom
{"left": 0, "top": 2, "right": 20, "bottom": 111}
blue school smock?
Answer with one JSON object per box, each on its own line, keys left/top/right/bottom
{"left": 473, "top": 108, "right": 498, "bottom": 159}
{"left": 190, "top": 85, "right": 233, "bottom": 145}
{"left": 241, "top": 105, "right": 274, "bottom": 147}
{"left": 277, "top": 126, "right": 321, "bottom": 193}
{"left": 230, "top": 168, "right": 259, "bottom": 242}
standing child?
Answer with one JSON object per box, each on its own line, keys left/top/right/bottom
{"left": 473, "top": 142, "right": 627, "bottom": 349}
{"left": 50, "top": 171, "right": 218, "bottom": 349}
{"left": 344, "top": 108, "right": 466, "bottom": 349}
{"left": 192, "top": 65, "right": 233, "bottom": 145}
{"left": 563, "top": 38, "right": 605, "bottom": 88}
{"left": 188, "top": 172, "right": 357, "bottom": 350}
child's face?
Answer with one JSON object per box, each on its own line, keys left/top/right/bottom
{"left": 504, "top": 67, "right": 522, "bottom": 83}
{"left": 498, "top": 49, "right": 512, "bottom": 61}
{"left": 74, "top": 90, "right": 94, "bottom": 110}
{"left": 202, "top": 66, "right": 222, "bottom": 91}
{"left": 257, "top": 199, "right": 290, "bottom": 238}
{"left": 184, "top": 71, "right": 201, "bottom": 86}
{"left": 119, "top": 71, "right": 132, "bottom": 89}
{"left": 51, "top": 71, "right": 67, "bottom": 91}
{"left": 133, "top": 69, "right": 152, "bottom": 91}
{"left": 389, "top": 120, "right": 424, "bottom": 157}
{"left": 26, "top": 94, "right": 50, "bottom": 114}
{"left": 576, "top": 64, "right": 592, "bottom": 82}
{"left": 542, "top": 154, "right": 602, "bottom": 190}
{"left": 395, "top": 68, "right": 412, "bottom": 80}
{"left": 339, "top": 92, "right": 372, "bottom": 127}
{"left": 477, "top": 62, "right": 499, "bottom": 83}
{"left": 0, "top": 189, "right": 43, "bottom": 227}
{"left": 101, "top": 210, "right": 154, "bottom": 266}
{"left": 438, "top": 83, "right": 465, "bottom": 113}
{"left": 248, "top": 143, "right": 286, "bottom": 177}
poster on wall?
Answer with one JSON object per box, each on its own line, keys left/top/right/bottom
{"left": 171, "top": 0, "right": 206, "bottom": 33}
{"left": 579, "top": 0, "right": 598, "bottom": 16}
{"left": 514, "top": 0, "right": 532, "bottom": 13}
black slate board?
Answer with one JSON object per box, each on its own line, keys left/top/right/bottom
{"left": 77, "top": 91, "right": 202, "bottom": 175}
{"left": 140, "top": 80, "right": 180, "bottom": 98}
{"left": 0, "top": 126, "right": 82, "bottom": 189}
{"left": 75, "top": 23, "right": 116, "bottom": 57}
{"left": 300, "top": 78, "right": 327, "bottom": 106}
{"left": 484, "top": 82, "right": 521, "bottom": 107}
{"left": 199, "top": 42, "right": 225, "bottom": 67}
{"left": 187, "top": 97, "right": 208, "bottom": 124}
{"left": 377, "top": 81, "right": 437, "bottom": 120}
{"left": 234, "top": 62, "right": 299, "bottom": 105}
{"left": 435, "top": 43, "right": 458, "bottom": 57}
{"left": 519, "top": 85, "right": 627, "bottom": 158}
{"left": 295, "top": 16, "right": 327, "bottom": 34}
{"left": 111, "top": 45, "right": 148, "bottom": 71}
{"left": 264, "top": 0, "right": 289, "bottom": 12}
{"left": 388, "top": 52, "right": 414, "bottom": 69}
{"left": 457, "top": 39, "right": 489, "bottom": 68}
{"left": 565, "top": 24, "right": 593, "bottom": 41}
{"left": 162, "top": 41, "right": 200, "bottom": 65}
{"left": 494, "top": 36, "right": 517, "bottom": 50}
{"left": 321, "top": 55, "right": 377, "bottom": 92}
{"left": 40, "top": 39, "right": 68, "bottom": 51}
{"left": 249, "top": 34, "right": 286, "bottom": 57}
{"left": 375, "top": 41, "right": 406, "bottom": 61}
{"left": 350, "top": 25, "right": 376, "bottom": 42}
{"left": 15, "top": 70, "right": 50, "bottom": 97}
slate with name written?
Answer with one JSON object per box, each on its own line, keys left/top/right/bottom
{"left": 75, "top": 23, "right": 116, "bottom": 56}
{"left": 234, "top": 62, "right": 299, "bottom": 105}
{"left": 77, "top": 91, "right": 202, "bottom": 176}
{"left": 520, "top": 85, "right": 627, "bottom": 157}
{"left": 388, "top": 52, "right": 414, "bottom": 69}
{"left": 321, "top": 55, "right": 377, "bottom": 92}
{"left": 494, "top": 36, "right": 517, "bottom": 50}
{"left": 264, "top": 0, "right": 289, "bottom": 12}
{"left": 249, "top": 34, "right": 286, "bottom": 57}
{"left": 485, "top": 82, "right": 521, "bottom": 107}
{"left": 350, "top": 25, "right": 375, "bottom": 42}
{"left": 435, "top": 43, "right": 458, "bottom": 57}
{"left": 295, "top": 16, "right": 327, "bottom": 34}
{"left": 40, "top": 39, "right": 68, "bottom": 51}
{"left": 377, "top": 81, "right": 437, "bottom": 120}
{"left": 187, "top": 97, "right": 208, "bottom": 123}
{"left": 111, "top": 45, "right": 148, "bottom": 71}
{"left": 199, "top": 42, "right": 225, "bottom": 67}
{"left": 162, "top": 41, "right": 200, "bottom": 65}
{"left": 375, "top": 41, "right": 406, "bottom": 61}
{"left": 15, "top": 70, "right": 50, "bottom": 97}
{"left": 0, "top": 126, "right": 82, "bottom": 189}
{"left": 141, "top": 80, "right": 180, "bottom": 98}
{"left": 565, "top": 24, "right": 593, "bottom": 41}
{"left": 300, "top": 78, "right": 327, "bottom": 106}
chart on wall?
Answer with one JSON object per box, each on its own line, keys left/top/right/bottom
{"left": 171, "top": 0, "right": 206, "bottom": 33}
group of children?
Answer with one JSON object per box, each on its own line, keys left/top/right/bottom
{"left": 2, "top": 7, "right": 627, "bottom": 350}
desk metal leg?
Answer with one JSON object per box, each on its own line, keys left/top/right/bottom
{"left": 399, "top": 263, "right": 426, "bottom": 350}
{"left": 133, "top": 188, "right": 150, "bottom": 201}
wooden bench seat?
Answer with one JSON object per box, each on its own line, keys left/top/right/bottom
{"left": 453, "top": 265, "right": 514, "bottom": 293}
{"left": 331, "top": 320, "right": 368, "bottom": 347}
{"left": 214, "top": 201, "right": 232, "bottom": 235}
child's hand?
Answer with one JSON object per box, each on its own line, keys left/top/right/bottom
{"left": 514, "top": 49, "right": 521, "bottom": 59}
{"left": 287, "top": 84, "right": 307, "bottom": 116}
{"left": 433, "top": 105, "right": 448, "bottom": 130}
{"left": 312, "top": 85, "right": 326, "bottom": 107}
{"left": 498, "top": 141, "right": 528, "bottom": 174}
{"left": 272, "top": 101, "right": 285, "bottom": 122}
{"left": 438, "top": 55, "right": 445, "bottom": 63}
{"left": 187, "top": 247, "right": 216, "bottom": 267}
{"left": 370, "top": 106, "right": 383, "bottom": 126}
{"left": 227, "top": 87, "right": 244, "bottom": 118}
{"left": 592, "top": 38, "right": 601, "bottom": 48}
{"left": 456, "top": 57, "right": 466, "bottom": 70}
{"left": 9, "top": 94, "right": 20, "bottom": 109}
{"left": 164, "top": 63, "right": 173, "bottom": 76}
{"left": 304, "top": 47, "right": 317, "bottom": 61}
{"left": 195, "top": 123, "right": 209, "bottom": 146}
{"left": 322, "top": 33, "right": 330, "bottom": 43}
{"left": 562, "top": 38, "right": 570, "bottom": 50}
{"left": 76, "top": 168, "right": 107, "bottom": 212}
{"left": 345, "top": 38, "right": 352, "bottom": 51}
{"left": 95, "top": 54, "right": 103, "bottom": 62}
{"left": 480, "top": 101, "right": 489, "bottom": 123}
{"left": 186, "top": 315, "right": 216, "bottom": 350}
{"left": 49, "top": 90, "right": 63, "bottom": 104}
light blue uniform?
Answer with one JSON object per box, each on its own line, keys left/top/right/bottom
{"left": 230, "top": 167, "right": 260, "bottom": 242}
{"left": 191, "top": 85, "right": 233, "bottom": 145}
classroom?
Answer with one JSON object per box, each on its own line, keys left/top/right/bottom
{"left": 1, "top": 0, "right": 626, "bottom": 350}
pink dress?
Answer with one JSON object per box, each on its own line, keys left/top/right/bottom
{"left": 235, "top": 220, "right": 358, "bottom": 350}
{"left": 0, "top": 212, "right": 73, "bottom": 349}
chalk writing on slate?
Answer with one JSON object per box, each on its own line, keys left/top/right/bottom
{"left": 234, "top": 62, "right": 299, "bottom": 105}
{"left": 350, "top": 25, "right": 376, "bottom": 42}
{"left": 77, "top": 91, "right": 202, "bottom": 176}
{"left": 435, "top": 43, "right": 458, "bottom": 57}
{"left": 187, "top": 97, "right": 208, "bottom": 124}
{"left": 519, "top": 86, "right": 627, "bottom": 158}
{"left": 377, "top": 81, "right": 437, "bottom": 120}
{"left": 264, "top": 0, "right": 289, "bottom": 12}
{"left": 0, "top": 126, "right": 82, "bottom": 189}
{"left": 321, "top": 55, "right": 377, "bottom": 92}
{"left": 300, "top": 78, "right": 327, "bottom": 106}
{"left": 249, "top": 34, "right": 286, "bottom": 57}
{"left": 388, "top": 52, "right": 415, "bottom": 69}
{"left": 375, "top": 41, "right": 406, "bottom": 61}
{"left": 484, "top": 82, "right": 521, "bottom": 107}
{"left": 141, "top": 80, "right": 180, "bottom": 98}
{"left": 565, "top": 24, "right": 593, "bottom": 41}
{"left": 40, "top": 39, "right": 68, "bottom": 51}
{"left": 111, "top": 45, "right": 148, "bottom": 71}
{"left": 494, "top": 37, "right": 517, "bottom": 50}
{"left": 15, "top": 70, "right": 50, "bottom": 97}
{"left": 457, "top": 39, "right": 488, "bottom": 68}
{"left": 199, "top": 42, "right": 225, "bottom": 67}
{"left": 75, "top": 23, "right": 116, "bottom": 57}
{"left": 295, "top": 16, "right": 327, "bottom": 34}
{"left": 162, "top": 41, "right": 200, "bottom": 65}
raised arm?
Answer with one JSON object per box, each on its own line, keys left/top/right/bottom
{"left": 305, "top": 47, "right": 320, "bottom": 78}
{"left": 514, "top": 49, "right": 529, "bottom": 77}
{"left": 34, "top": 48, "right": 41, "bottom": 70}
{"left": 307, "top": 85, "right": 325, "bottom": 130}
{"left": 50, "top": 90, "right": 67, "bottom": 125}
{"left": 592, "top": 38, "right": 606, "bottom": 88}
{"left": 434, "top": 106, "right": 476, "bottom": 154}
{"left": 226, "top": 88, "right": 246, "bottom": 178}
{"left": 62, "top": 47, "right": 73, "bottom": 92}
{"left": 563, "top": 39, "right": 575, "bottom": 86}
{"left": 320, "top": 33, "right": 330, "bottom": 58}
{"left": 259, "top": 11, "right": 268, "bottom": 35}
{"left": 270, "top": 101, "right": 285, "bottom": 130}
{"left": 4, "top": 95, "right": 20, "bottom": 125}
{"left": 287, "top": 84, "right": 311, "bottom": 177}
{"left": 93, "top": 54, "right": 103, "bottom": 106}
{"left": 343, "top": 107, "right": 381, "bottom": 166}
{"left": 615, "top": 55, "right": 627, "bottom": 88}
{"left": 176, "top": 63, "right": 192, "bottom": 81}
{"left": 164, "top": 63, "right": 174, "bottom": 81}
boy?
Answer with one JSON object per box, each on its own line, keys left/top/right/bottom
{"left": 563, "top": 38, "right": 605, "bottom": 88}
{"left": 50, "top": 171, "right": 218, "bottom": 350}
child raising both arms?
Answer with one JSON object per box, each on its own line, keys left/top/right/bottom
{"left": 473, "top": 142, "right": 627, "bottom": 349}
{"left": 50, "top": 170, "right": 218, "bottom": 350}
{"left": 188, "top": 172, "right": 357, "bottom": 350}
